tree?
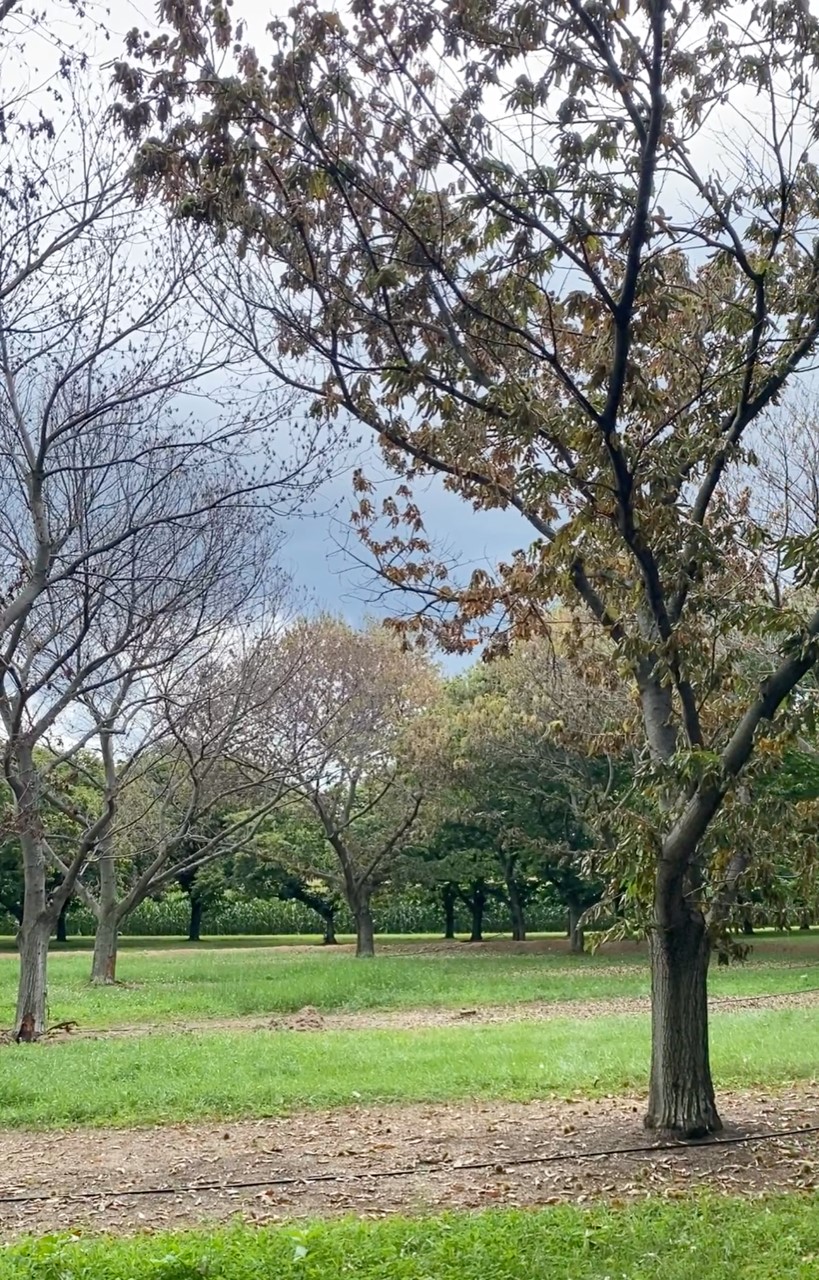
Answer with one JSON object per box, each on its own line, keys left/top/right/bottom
{"left": 0, "top": 77, "right": 315, "bottom": 1034}
{"left": 407, "top": 642, "right": 620, "bottom": 948}
{"left": 235, "top": 809, "right": 344, "bottom": 944}
{"left": 249, "top": 617, "right": 438, "bottom": 955}
{"left": 69, "top": 617, "right": 297, "bottom": 985}
{"left": 118, "top": 0, "right": 819, "bottom": 1133}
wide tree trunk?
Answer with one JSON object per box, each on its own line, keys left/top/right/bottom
{"left": 15, "top": 912, "right": 51, "bottom": 1041}
{"left": 468, "top": 883, "right": 486, "bottom": 943}
{"left": 741, "top": 914, "right": 754, "bottom": 936}
{"left": 567, "top": 901, "right": 585, "bottom": 954}
{"left": 188, "top": 896, "right": 203, "bottom": 942}
{"left": 504, "top": 869, "right": 526, "bottom": 942}
{"left": 645, "top": 905, "right": 721, "bottom": 1137}
{"left": 90, "top": 908, "right": 119, "bottom": 984}
{"left": 354, "top": 896, "right": 375, "bottom": 957}
{"left": 442, "top": 883, "right": 457, "bottom": 940}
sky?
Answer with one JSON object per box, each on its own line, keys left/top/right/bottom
{"left": 6, "top": 0, "right": 805, "bottom": 652}
{"left": 4, "top": 0, "right": 527, "bottom": 645}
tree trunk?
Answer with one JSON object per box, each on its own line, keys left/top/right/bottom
{"left": 645, "top": 906, "right": 721, "bottom": 1137}
{"left": 442, "top": 884, "right": 457, "bottom": 940}
{"left": 741, "top": 914, "right": 754, "bottom": 936}
{"left": 14, "top": 803, "right": 54, "bottom": 1040}
{"left": 90, "top": 818, "right": 119, "bottom": 984}
{"left": 321, "top": 909, "right": 338, "bottom": 945}
{"left": 800, "top": 910, "right": 812, "bottom": 931}
{"left": 507, "top": 882, "right": 526, "bottom": 941}
{"left": 567, "top": 901, "right": 585, "bottom": 954}
{"left": 354, "top": 897, "right": 375, "bottom": 957}
{"left": 469, "top": 883, "right": 485, "bottom": 943}
{"left": 55, "top": 900, "right": 68, "bottom": 943}
{"left": 14, "top": 912, "right": 51, "bottom": 1041}
{"left": 90, "top": 907, "right": 119, "bottom": 984}
{"left": 188, "top": 896, "right": 203, "bottom": 942}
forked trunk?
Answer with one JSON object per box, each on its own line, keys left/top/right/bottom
{"left": 442, "top": 883, "right": 457, "bottom": 940}
{"left": 90, "top": 909, "right": 119, "bottom": 984}
{"left": 645, "top": 906, "right": 721, "bottom": 1137}
{"left": 15, "top": 914, "right": 51, "bottom": 1041}
{"left": 355, "top": 898, "right": 375, "bottom": 957}
{"left": 568, "top": 902, "right": 585, "bottom": 954}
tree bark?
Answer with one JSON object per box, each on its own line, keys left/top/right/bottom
{"left": 741, "top": 914, "right": 754, "bottom": 936}
{"left": 442, "top": 883, "right": 457, "bottom": 940}
{"left": 567, "top": 901, "right": 585, "bottom": 954}
{"left": 645, "top": 905, "right": 721, "bottom": 1137}
{"left": 14, "top": 770, "right": 55, "bottom": 1040}
{"left": 90, "top": 907, "right": 119, "bottom": 984}
{"left": 321, "top": 908, "right": 338, "bottom": 945}
{"left": 188, "top": 896, "right": 203, "bottom": 942}
{"left": 468, "top": 882, "right": 485, "bottom": 943}
{"left": 503, "top": 862, "right": 526, "bottom": 941}
{"left": 14, "top": 910, "right": 51, "bottom": 1041}
{"left": 354, "top": 896, "right": 375, "bottom": 957}
{"left": 90, "top": 821, "right": 119, "bottom": 984}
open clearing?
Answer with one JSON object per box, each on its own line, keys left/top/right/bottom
{"left": 1, "top": 934, "right": 818, "bottom": 1031}
{"left": 1, "top": 934, "right": 818, "bottom": 1269}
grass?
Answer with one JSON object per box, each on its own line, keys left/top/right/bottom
{"left": 0, "top": 936, "right": 816, "bottom": 1029}
{"left": 1, "top": 1005, "right": 817, "bottom": 1128}
{"left": 4, "top": 1198, "right": 819, "bottom": 1279}
{"left": 0, "top": 931, "right": 518, "bottom": 953}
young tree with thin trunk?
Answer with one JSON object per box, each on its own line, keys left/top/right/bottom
{"left": 118, "top": 0, "right": 819, "bottom": 1133}
{"left": 248, "top": 617, "right": 437, "bottom": 956}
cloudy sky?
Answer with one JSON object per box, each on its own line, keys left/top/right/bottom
{"left": 8, "top": 0, "right": 523, "bottom": 640}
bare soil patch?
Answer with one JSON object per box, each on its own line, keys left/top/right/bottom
{"left": 0, "top": 1088, "right": 817, "bottom": 1237}
{"left": 14, "top": 986, "right": 819, "bottom": 1045}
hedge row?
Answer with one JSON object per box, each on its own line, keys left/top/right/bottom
{"left": 45, "top": 886, "right": 570, "bottom": 938}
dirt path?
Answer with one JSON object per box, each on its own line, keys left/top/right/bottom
{"left": 22, "top": 986, "right": 819, "bottom": 1044}
{"left": 1, "top": 1087, "right": 817, "bottom": 1236}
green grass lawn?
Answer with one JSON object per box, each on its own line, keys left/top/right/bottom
{"left": 1, "top": 1005, "right": 816, "bottom": 1128}
{"left": 0, "top": 936, "right": 816, "bottom": 1030}
{"left": 4, "top": 1198, "right": 819, "bottom": 1279}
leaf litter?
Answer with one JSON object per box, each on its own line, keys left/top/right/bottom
{"left": 0, "top": 1087, "right": 817, "bottom": 1237}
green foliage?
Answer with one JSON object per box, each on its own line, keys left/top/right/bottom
{"left": 4, "top": 1198, "right": 819, "bottom": 1280}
